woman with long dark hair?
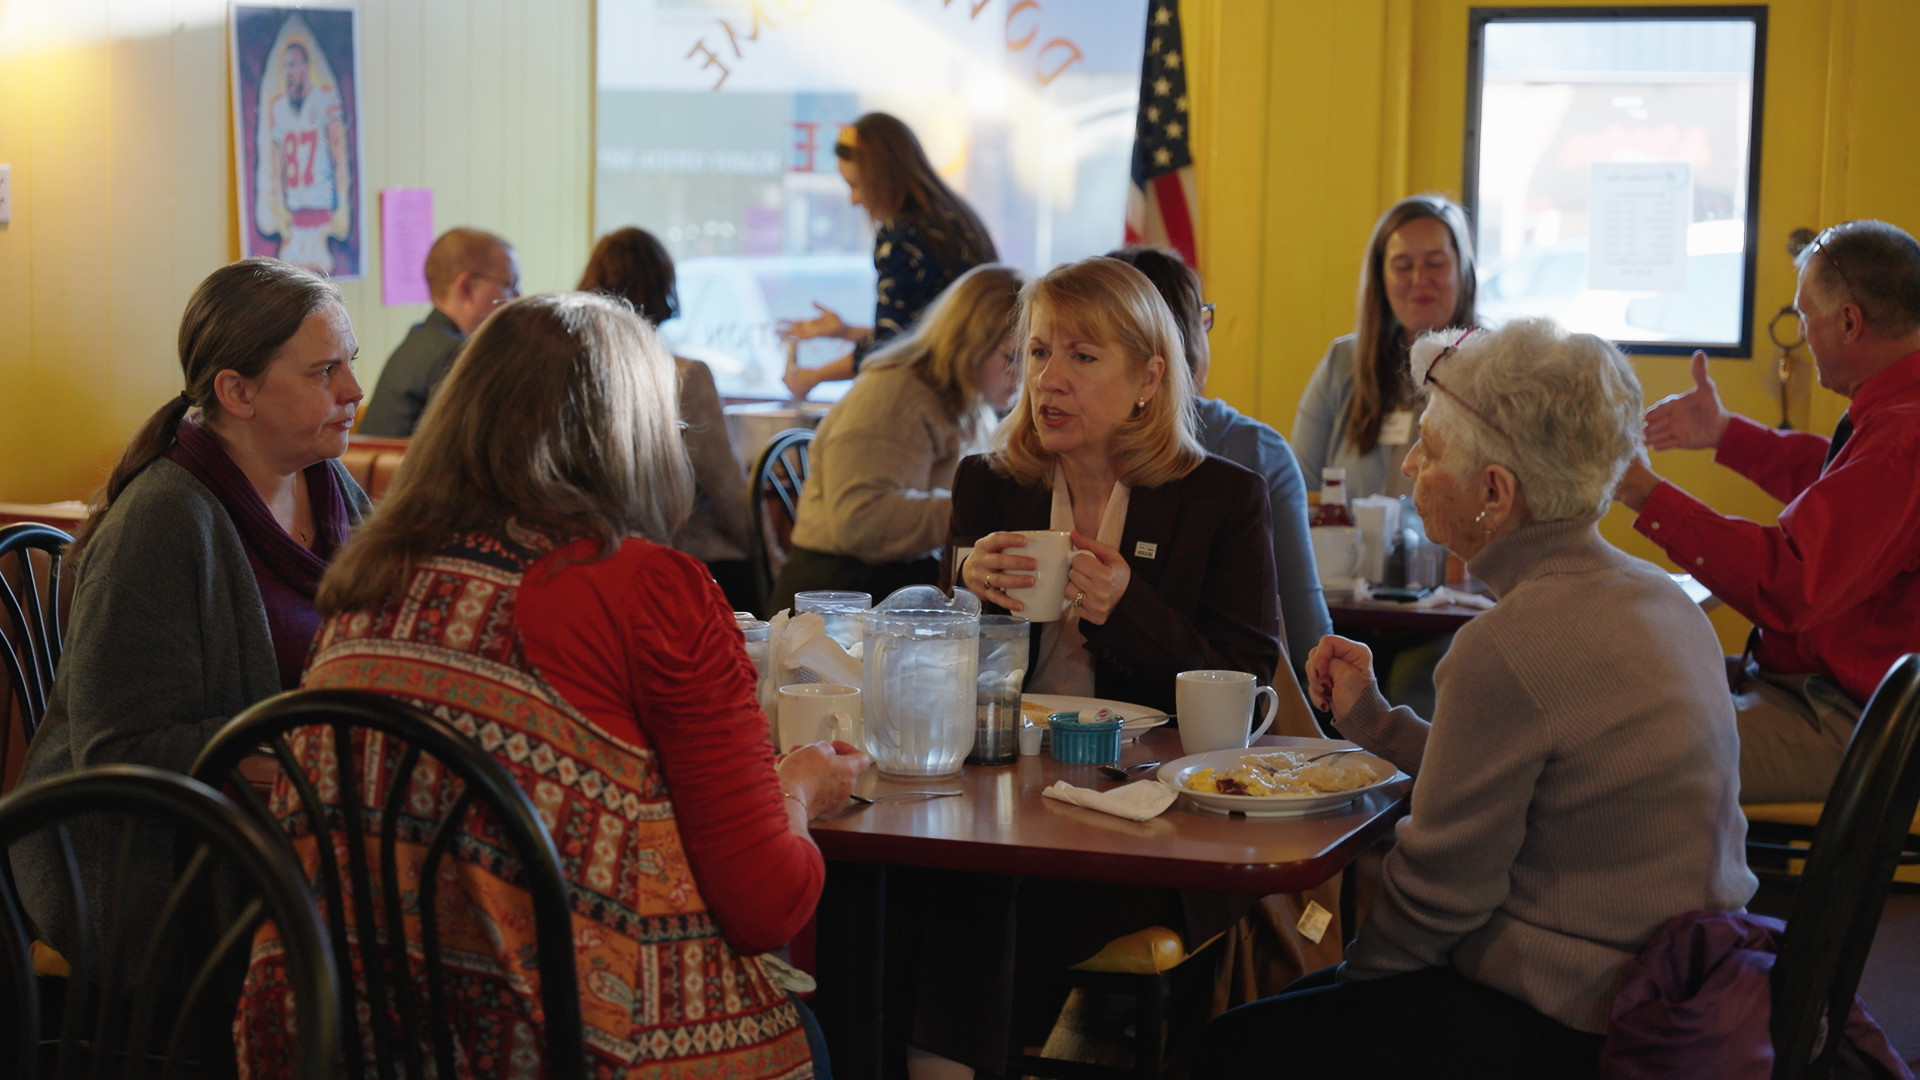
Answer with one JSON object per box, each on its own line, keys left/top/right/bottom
{"left": 1293, "top": 194, "right": 1479, "bottom": 498}
{"left": 580, "top": 225, "right": 755, "bottom": 609}
{"left": 782, "top": 111, "right": 998, "bottom": 398}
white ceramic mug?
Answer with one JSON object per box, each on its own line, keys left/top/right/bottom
{"left": 1175, "top": 670, "right": 1279, "bottom": 757}
{"left": 777, "top": 684, "right": 862, "bottom": 752}
{"left": 1310, "top": 525, "right": 1367, "bottom": 590}
{"left": 1004, "top": 529, "right": 1095, "bottom": 622}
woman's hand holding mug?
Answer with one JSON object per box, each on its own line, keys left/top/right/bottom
{"left": 964, "top": 532, "right": 1040, "bottom": 613}
{"left": 1065, "top": 531, "right": 1130, "bottom": 626}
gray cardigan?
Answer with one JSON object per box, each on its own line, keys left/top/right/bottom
{"left": 13, "top": 456, "right": 371, "bottom": 950}
{"left": 1334, "top": 518, "right": 1757, "bottom": 1033}
{"left": 1291, "top": 335, "right": 1413, "bottom": 499}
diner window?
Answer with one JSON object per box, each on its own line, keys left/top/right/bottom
{"left": 1464, "top": 7, "right": 1767, "bottom": 356}
{"left": 595, "top": 0, "right": 1149, "bottom": 399}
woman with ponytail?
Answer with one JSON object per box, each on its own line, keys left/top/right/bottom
{"left": 781, "top": 111, "right": 998, "bottom": 398}
{"left": 12, "top": 257, "right": 373, "bottom": 953}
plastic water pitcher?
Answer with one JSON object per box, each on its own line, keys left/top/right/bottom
{"left": 862, "top": 586, "right": 981, "bottom": 778}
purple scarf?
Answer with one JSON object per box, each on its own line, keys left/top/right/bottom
{"left": 165, "top": 418, "right": 351, "bottom": 689}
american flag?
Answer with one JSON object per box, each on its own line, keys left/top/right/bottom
{"left": 1124, "top": 1, "right": 1197, "bottom": 266}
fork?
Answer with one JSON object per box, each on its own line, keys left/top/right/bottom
{"left": 1251, "top": 746, "right": 1366, "bottom": 779}
{"left": 847, "top": 790, "right": 963, "bottom": 805}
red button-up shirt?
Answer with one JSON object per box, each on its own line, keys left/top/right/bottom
{"left": 1634, "top": 349, "right": 1920, "bottom": 703}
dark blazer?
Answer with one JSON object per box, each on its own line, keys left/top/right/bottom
{"left": 944, "top": 453, "right": 1281, "bottom": 715}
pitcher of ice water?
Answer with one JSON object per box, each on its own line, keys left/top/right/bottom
{"left": 863, "top": 586, "right": 981, "bottom": 778}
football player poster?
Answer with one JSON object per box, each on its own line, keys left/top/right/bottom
{"left": 230, "top": 4, "right": 366, "bottom": 279}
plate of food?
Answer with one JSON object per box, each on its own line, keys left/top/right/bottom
{"left": 1159, "top": 741, "right": 1406, "bottom": 818}
{"left": 1021, "top": 694, "right": 1170, "bottom": 735}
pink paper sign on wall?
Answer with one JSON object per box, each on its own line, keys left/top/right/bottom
{"left": 380, "top": 188, "right": 434, "bottom": 306}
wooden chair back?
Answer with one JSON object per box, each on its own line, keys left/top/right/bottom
{"left": 192, "top": 689, "right": 588, "bottom": 1080}
{"left": 1770, "top": 654, "right": 1920, "bottom": 1079}
{"left": 0, "top": 525, "right": 71, "bottom": 793}
{"left": 747, "top": 427, "right": 814, "bottom": 614}
{"left": 0, "top": 765, "right": 337, "bottom": 1080}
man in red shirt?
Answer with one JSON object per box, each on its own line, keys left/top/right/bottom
{"left": 1614, "top": 219, "right": 1920, "bottom": 803}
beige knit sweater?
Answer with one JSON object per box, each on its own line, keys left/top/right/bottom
{"left": 788, "top": 359, "right": 992, "bottom": 564}
{"left": 1335, "top": 517, "right": 1758, "bottom": 1033}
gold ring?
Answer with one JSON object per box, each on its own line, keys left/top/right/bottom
{"left": 1074, "top": 591, "right": 1087, "bottom": 605}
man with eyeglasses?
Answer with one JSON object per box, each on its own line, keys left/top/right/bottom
{"left": 359, "top": 227, "right": 521, "bottom": 437}
{"left": 1613, "top": 219, "right": 1920, "bottom": 804}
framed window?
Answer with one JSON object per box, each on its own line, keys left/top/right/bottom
{"left": 595, "top": 0, "right": 1149, "bottom": 399}
{"left": 1464, "top": 6, "right": 1767, "bottom": 356}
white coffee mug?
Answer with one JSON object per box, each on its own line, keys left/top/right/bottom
{"left": 1310, "top": 525, "right": 1367, "bottom": 590}
{"left": 777, "top": 684, "right": 862, "bottom": 752}
{"left": 1175, "top": 670, "right": 1279, "bottom": 757}
{"left": 1004, "top": 529, "right": 1095, "bottom": 622}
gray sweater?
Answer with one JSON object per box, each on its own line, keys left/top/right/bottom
{"left": 13, "top": 457, "right": 371, "bottom": 950}
{"left": 1335, "top": 518, "right": 1756, "bottom": 1033}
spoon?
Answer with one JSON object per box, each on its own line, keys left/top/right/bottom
{"left": 847, "top": 790, "right": 962, "bottom": 805}
{"left": 1096, "top": 761, "right": 1161, "bottom": 782}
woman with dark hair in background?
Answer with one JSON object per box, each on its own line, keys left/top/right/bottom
{"left": 1107, "top": 245, "right": 1331, "bottom": 679}
{"left": 781, "top": 111, "right": 998, "bottom": 398}
{"left": 581, "top": 225, "right": 756, "bottom": 610}
{"left": 1292, "top": 195, "right": 1481, "bottom": 716}
{"left": 770, "top": 263, "right": 1023, "bottom": 613}
{"left": 1293, "top": 194, "right": 1480, "bottom": 499}
{"left": 12, "top": 256, "right": 373, "bottom": 951}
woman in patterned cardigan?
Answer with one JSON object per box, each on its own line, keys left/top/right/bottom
{"left": 234, "top": 291, "right": 869, "bottom": 1079}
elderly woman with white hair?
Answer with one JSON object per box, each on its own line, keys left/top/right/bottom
{"left": 1198, "top": 318, "right": 1757, "bottom": 1079}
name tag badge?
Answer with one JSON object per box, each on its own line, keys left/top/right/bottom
{"left": 1134, "top": 541, "right": 1158, "bottom": 560}
{"left": 1380, "top": 409, "right": 1416, "bottom": 447}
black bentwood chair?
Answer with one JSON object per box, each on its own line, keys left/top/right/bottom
{"left": 190, "top": 688, "right": 588, "bottom": 1080}
{"left": 747, "top": 426, "right": 815, "bottom": 615}
{"left": 0, "top": 523, "right": 72, "bottom": 775}
{"left": 1769, "top": 653, "right": 1920, "bottom": 1080}
{"left": 0, "top": 765, "right": 338, "bottom": 1080}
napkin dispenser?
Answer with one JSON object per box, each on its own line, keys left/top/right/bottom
{"left": 1350, "top": 495, "right": 1401, "bottom": 584}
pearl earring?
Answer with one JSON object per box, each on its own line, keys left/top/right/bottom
{"left": 1475, "top": 509, "right": 1494, "bottom": 536}
{"left": 1136, "top": 397, "right": 1146, "bottom": 408}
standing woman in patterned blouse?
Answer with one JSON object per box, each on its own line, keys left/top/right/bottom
{"left": 782, "top": 111, "right": 998, "bottom": 398}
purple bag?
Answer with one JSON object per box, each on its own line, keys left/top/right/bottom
{"left": 1600, "top": 909, "right": 1911, "bottom": 1079}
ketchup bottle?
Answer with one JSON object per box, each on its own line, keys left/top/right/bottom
{"left": 1310, "top": 468, "right": 1355, "bottom": 527}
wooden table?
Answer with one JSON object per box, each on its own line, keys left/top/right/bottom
{"left": 1326, "top": 594, "right": 1486, "bottom": 634}
{"left": 808, "top": 726, "right": 1411, "bottom": 1080}
{"left": 1327, "top": 571, "right": 1718, "bottom": 636}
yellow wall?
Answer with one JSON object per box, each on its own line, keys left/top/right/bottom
{"left": 7, "top": 0, "right": 1920, "bottom": 652}
{"left": 1184, "top": 0, "right": 1920, "bottom": 651}
{"left": 0, "top": 0, "right": 593, "bottom": 505}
